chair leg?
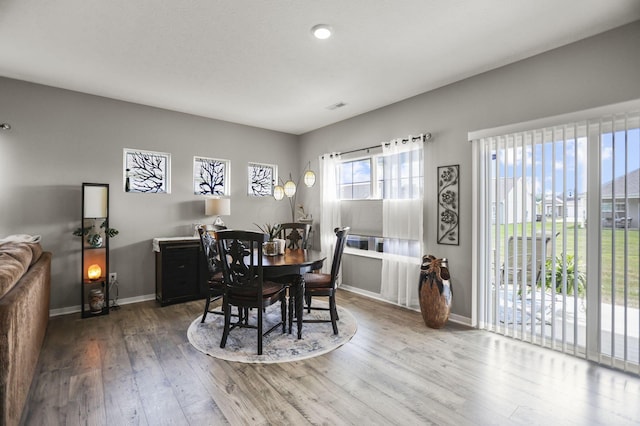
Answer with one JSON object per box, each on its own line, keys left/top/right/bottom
{"left": 257, "top": 306, "right": 263, "bottom": 355}
{"left": 201, "top": 295, "right": 211, "bottom": 323}
{"left": 280, "top": 293, "right": 286, "bottom": 334}
{"left": 305, "top": 294, "right": 312, "bottom": 313}
{"left": 220, "top": 299, "right": 231, "bottom": 348}
{"left": 329, "top": 294, "right": 339, "bottom": 335}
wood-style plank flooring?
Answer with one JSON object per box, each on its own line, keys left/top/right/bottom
{"left": 21, "top": 291, "right": 640, "bottom": 425}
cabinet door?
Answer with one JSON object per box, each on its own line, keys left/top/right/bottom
{"left": 162, "top": 244, "right": 200, "bottom": 300}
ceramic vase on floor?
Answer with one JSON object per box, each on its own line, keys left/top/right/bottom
{"left": 418, "top": 255, "right": 452, "bottom": 329}
{"left": 89, "top": 288, "right": 104, "bottom": 313}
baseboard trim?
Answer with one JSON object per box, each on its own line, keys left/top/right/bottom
{"left": 49, "top": 288, "right": 475, "bottom": 327}
{"left": 340, "top": 285, "right": 473, "bottom": 327}
{"left": 49, "top": 293, "right": 157, "bottom": 317}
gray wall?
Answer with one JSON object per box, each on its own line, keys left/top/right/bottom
{"left": 0, "top": 79, "right": 299, "bottom": 311}
{"left": 2, "top": 21, "right": 639, "bottom": 317}
{"left": 298, "top": 21, "right": 640, "bottom": 320}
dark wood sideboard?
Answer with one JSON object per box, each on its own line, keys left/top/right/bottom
{"left": 154, "top": 237, "right": 208, "bottom": 306}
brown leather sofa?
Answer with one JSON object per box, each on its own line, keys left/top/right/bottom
{"left": 0, "top": 242, "right": 51, "bottom": 426}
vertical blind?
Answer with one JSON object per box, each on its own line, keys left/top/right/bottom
{"left": 471, "top": 100, "right": 640, "bottom": 374}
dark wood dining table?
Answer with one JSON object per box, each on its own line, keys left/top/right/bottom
{"left": 258, "top": 248, "right": 325, "bottom": 339}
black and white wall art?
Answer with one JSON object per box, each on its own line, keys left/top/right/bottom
{"left": 194, "top": 156, "right": 230, "bottom": 196}
{"left": 248, "top": 162, "right": 277, "bottom": 197}
{"left": 124, "top": 148, "right": 171, "bottom": 194}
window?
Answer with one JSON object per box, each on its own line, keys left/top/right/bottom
{"left": 338, "top": 151, "right": 422, "bottom": 200}
{"left": 123, "top": 148, "right": 171, "bottom": 194}
{"left": 193, "top": 156, "right": 230, "bottom": 196}
{"left": 339, "top": 158, "right": 372, "bottom": 199}
{"left": 338, "top": 142, "right": 423, "bottom": 259}
{"left": 247, "top": 162, "right": 276, "bottom": 197}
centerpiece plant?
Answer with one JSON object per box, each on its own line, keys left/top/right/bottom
{"left": 254, "top": 223, "right": 281, "bottom": 255}
{"left": 254, "top": 223, "right": 281, "bottom": 241}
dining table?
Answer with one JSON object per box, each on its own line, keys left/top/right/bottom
{"left": 258, "top": 248, "right": 326, "bottom": 339}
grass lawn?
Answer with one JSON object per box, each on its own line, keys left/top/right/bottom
{"left": 492, "top": 223, "right": 639, "bottom": 308}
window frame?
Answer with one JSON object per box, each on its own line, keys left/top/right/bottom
{"left": 193, "top": 156, "right": 230, "bottom": 196}
{"left": 337, "top": 154, "right": 384, "bottom": 200}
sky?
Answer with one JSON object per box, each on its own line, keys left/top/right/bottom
{"left": 492, "top": 128, "right": 639, "bottom": 196}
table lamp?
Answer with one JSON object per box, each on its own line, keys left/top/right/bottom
{"left": 205, "top": 197, "right": 231, "bottom": 226}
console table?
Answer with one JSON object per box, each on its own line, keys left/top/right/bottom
{"left": 153, "top": 237, "right": 208, "bottom": 306}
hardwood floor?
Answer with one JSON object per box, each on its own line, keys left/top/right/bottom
{"left": 21, "top": 291, "right": 640, "bottom": 425}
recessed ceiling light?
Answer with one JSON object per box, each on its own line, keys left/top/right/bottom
{"left": 311, "top": 24, "right": 332, "bottom": 40}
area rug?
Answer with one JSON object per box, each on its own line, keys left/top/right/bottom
{"left": 187, "top": 300, "right": 357, "bottom": 363}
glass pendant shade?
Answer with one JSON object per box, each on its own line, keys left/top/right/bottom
{"left": 273, "top": 185, "right": 285, "bottom": 200}
{"left": 303, "top": 170, "right": 316, "bottom": 187}
{"left": 284, "top": 179, "right": 297, "bottom": 197}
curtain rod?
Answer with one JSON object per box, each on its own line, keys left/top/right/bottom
{"left": 323, "top": 132, "right": 432, "bottom": 158}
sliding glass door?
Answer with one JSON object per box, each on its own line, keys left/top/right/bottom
{"left": 472, "top": 102, "right": 640, "bottom": 374}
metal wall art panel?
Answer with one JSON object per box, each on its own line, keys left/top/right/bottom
{"left": 437, "top": 164, "right": 459, "bottom": 245}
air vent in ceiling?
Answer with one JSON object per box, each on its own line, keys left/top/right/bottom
{"left": 326, "top": 102, "right": 347, "bottom": 110}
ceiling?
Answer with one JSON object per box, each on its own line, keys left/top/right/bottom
{"left": 1, "top": 1, "right": 639, "bottom": 135}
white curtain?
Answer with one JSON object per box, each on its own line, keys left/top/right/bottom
{"left": 319, "top": 153, "right": 341, "bottom": 276}
{"left": 380, "top": 139, "right": 423, "bottom": 308}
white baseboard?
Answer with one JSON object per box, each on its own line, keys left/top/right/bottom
{"left": 340, "top": 284, "right": 473, "bottom": 327}
{"left": 447, "top": 313, "right": 473, "bottom": 327}
{"left": 49, "top": 293, "right": 157, "bottom": 317}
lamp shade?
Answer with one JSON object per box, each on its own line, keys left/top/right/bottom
{"left": 84, "top": 186, "right": 108, "bottom": 218}
{"left": 205, "top": 197, "right": 231, "bottom": 216}
{"left": 284, "top": 179, "right": 296, "bottom": 197}
{"left": 273, "top": 185, "right": 285, "bottom": 200}
{"left": 303, "top": 169, "right": 316, "bottom": 187}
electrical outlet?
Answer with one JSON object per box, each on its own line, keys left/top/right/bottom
{"left": 109, "top": 272, "right": 117, "bottom": 283}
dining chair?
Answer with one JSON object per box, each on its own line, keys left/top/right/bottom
{"left": 302, "top": 226, "right": 350, "bottom": 334}
{"left": 277, "top": 222, "right": 312, "bottom": 249}
{"left": 197, "top": 225, "right": 227, "bottom": 323}
{"left": 214, "top": 229, "right": 287, "bottom": 355}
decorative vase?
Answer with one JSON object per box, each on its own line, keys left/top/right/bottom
{"left": 263, "top": 241, "right": 278, "bottom": 256}
{"left": 87, "top": 234, "right": 103, "bottom": 248}
{"left": 418, "top": 255, "right": 452, "bottom": 329}
{"left": 89, "top": 288, "right": 104, "bottom": 313}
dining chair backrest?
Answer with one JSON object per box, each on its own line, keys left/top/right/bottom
{"left": 214, "top": 230, "right": 267, "bottom": 301}
{"left": 198, "top": 225, "right": 226, "bottom": 276}
{"left": 277, "top": 222, "right": 312, "bottom": 249}
{"left": 329, "top": 226, "right": 350, "bottom": 287}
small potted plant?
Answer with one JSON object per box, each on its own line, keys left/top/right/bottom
{"left": 73, "top": 219, "right": 119, "bottom": 248}
{"left": 254, "top": 223, "right": 281, "bottom": 255}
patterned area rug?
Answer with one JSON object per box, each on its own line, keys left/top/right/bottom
{"left": 187, "top": 300, "right": 357, "bottom": 363}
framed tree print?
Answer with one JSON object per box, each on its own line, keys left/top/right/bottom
{"left": 248, "top": 162, "right": 277, "bottom": 197}
{"left": 123, "top": 149, "right": 171, "bottom": 194}
{"left": 437, "top": 164, "right": 459, "bottom": 245}
{"left": 193, "top": 156, "right": 230, "bottom": 196}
